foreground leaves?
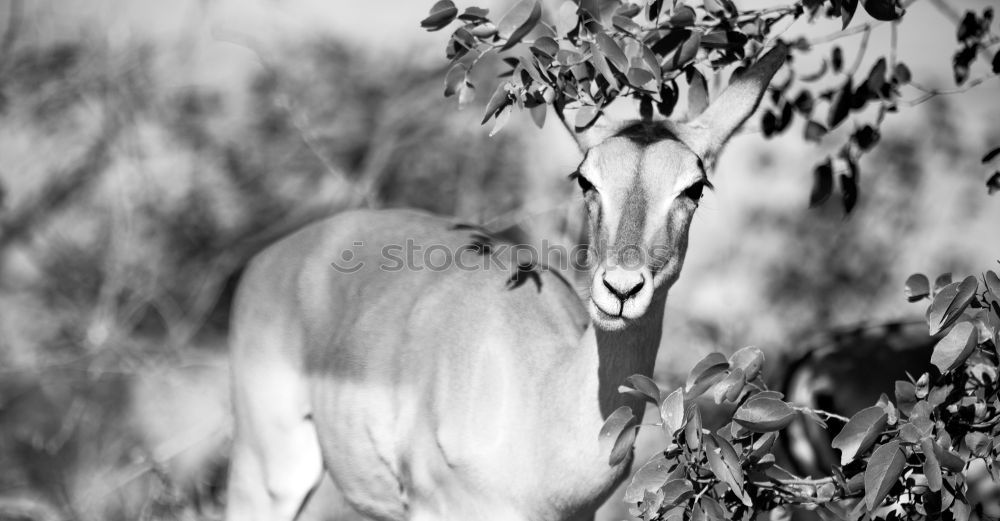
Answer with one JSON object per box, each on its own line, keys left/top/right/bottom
{"left": 930, "top": 321, "right": 977, "bottom": 372}
{"left": 832, "top": 406, "right": 888, "bottom": 464}
{"left": 864, "top": 441, "right": 906, "bottom": 511}
{"left": 599, "top": 405, "right": 636, "bottom": 466}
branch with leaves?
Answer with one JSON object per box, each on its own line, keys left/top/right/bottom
{"left": 596, "top": 268, "right": 1000, "bottom": 521}
{"left": 423, "top": 0, "right": 1000, "bottom": 212}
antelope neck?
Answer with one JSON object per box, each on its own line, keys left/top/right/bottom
{"left": 590, "top": 291, "right": 667, "bottom": 418}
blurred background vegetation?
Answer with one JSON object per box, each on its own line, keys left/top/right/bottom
{"left": 0, "top": 0, "right": 996, "bottom": 520}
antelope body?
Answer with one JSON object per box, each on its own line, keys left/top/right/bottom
{"left": 225, "top": 44, "right": 787, "bottom": 521}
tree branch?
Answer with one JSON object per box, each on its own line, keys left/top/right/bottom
{"left": 904, "top": 75, "right": 998, "bottom": 106}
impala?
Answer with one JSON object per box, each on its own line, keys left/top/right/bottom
{"left": 225, "top": 44, "right": 787, "bottom": 521}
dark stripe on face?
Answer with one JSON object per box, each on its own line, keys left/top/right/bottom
{"left": 614, "top": 167, "right": 647, "bottom": 267}
{"left": 614, "top": 121, "right": 679, "bottom": 146}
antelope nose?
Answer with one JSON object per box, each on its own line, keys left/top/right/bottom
{"left": 602, "top": 267, "right": 645, "bottom": 301}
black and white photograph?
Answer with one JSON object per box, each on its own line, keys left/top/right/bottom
{"left": 0, "top": 0, "right": 998, "bottom": 520}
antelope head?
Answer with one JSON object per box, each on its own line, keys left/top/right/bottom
{"left": 567, "top": 44, "right": 787, "bottom": 331}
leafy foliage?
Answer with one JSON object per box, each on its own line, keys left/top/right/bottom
{"left": 602, "top": 268, "right": 1000, "bottom": 520}
{"left": 424, "top": 0, "right": 1000, "bottom": 211}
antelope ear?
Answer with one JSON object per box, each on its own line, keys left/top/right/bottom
{"left": 680, "top": 42, "right": 788, "bottom": 163}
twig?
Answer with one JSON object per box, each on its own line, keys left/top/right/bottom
{"left": 846, "top": 26, "right": 871, "bottom": 77}
{"left": 904, "top": 75, "right": 998, "bottom": 106}
{"left": 889, "top": 21, "right": 898, "bottom": 74}
{"left": 774, "top": 476, "right": 837, "bottom": 487}
{"left": 808, "top": 20, "right": 881, "bottom": 46}
{"left": 805, "top": 407, "right": 851, "bottom": 423}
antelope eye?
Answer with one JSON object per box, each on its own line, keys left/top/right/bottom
{"left": 683, "top": 181, "right": 706, "bottom": 201}
{"left": 571, "top": 172, "right": 595, "bottom": 193}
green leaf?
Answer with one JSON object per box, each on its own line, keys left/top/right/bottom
{"left": 933, "top": 273, "right": 953, "bottom": 293}
{"left": 687, "top": 68, "right": 709, "bottom": 117}
{"left": 624, "top": 374, "right": 661, "bottom": 405}
{"left": 734, "top": 397, "right": 797, "bottom": 432}
{"left": 701, "top": 30, "right": 748, "bottom": 51}
{"left": 861, "top": 0, "right": 904, "bottom": 21}
{"left": 932, "top": 439, "right": 965, "bottom": 472}
{"left": 626, "top": 67, "right": 656, "bottom": 89}
{"left": 458, "top": 6, "right": 489, "bottom": 21}
{"left": 794, "top": 90, "right": 815, "bottom": 114}
{"left": 809, "top": 158, "right": 834, "bottom": 208}
{"left": 904, "top": 273, "right": 930, "bottom": 302}
{"left": 589, "top": 44, "right": 620, "bottom": 91}
{"left": 705, "top": 434, "right": 752, "bottom": 506}
{"left": 445, "top": 28, "right": 476, "bottom": 61}
{"left": 841, "top": 0, "right": 859, "bottom": 28}
{"left": 927, "top": 276, "right": 978, "bottom": 335}
{"left": 531, "top": 36, "right": 559, "bottom": 59}
{"left": 555, "top": 49, "right": 586, "bottom": 66}
{"left": 444, "top": 63, "right": 467, "bottom": 97}
{"left": 470, "top": 23, "right": 497, "bottom": 38}
{"left": 657, "top": 80, "right": 678, "bottom": 117}
{"left": 831, "top": 406, "right": 888, "bottom": 465}
{"left": 728, "top": 346, "right": 764, "bottom": 380}
{"left": 920, "top": 437, "right": 942, "bottom": 492}
{"left": 898, "top": 422, "right": 922, "bottom": 444}
{"left": 624, "top": 452, "right": 677, "bottom": 502}
{"left": 804, "top": 121, "right": 827, "bottom": 142}
{"left": 894, "top": 62, "right": 911, "bottom": 84}
{"left": 497, "top": 0, "right": 542, "bottom": 51}
{"left": 875, "top": 392, "right": 898, "bottom": 425}
{"left": 864, "top": 441, "right": 906, "bottom": 511}
{"left": 595, "top": 32, "right": 628, "bottom": 72}
{"left": 599, "top": 405, "right": 636, "bottom": 466}
{"left": 840, "top": 171, "right": 858, "bottom": 214}
{"left": 660, "top": 387, "right": 685, "bottom": 435}
{"left": 488, "top": 105, "right": 512, "bottom": 137}
{"left": 458, "top": 81, "right": 475, "bottom": 108}
{"left": 660, "top": 479, "right": 695, "bottom": 507}
{"left": 866, "top": 58, "right": 887, "bottom": 93}
{"left": 554, "top": 1, "right": 578, "bottom": 37}
{"left": 712, "top": 367, "right": 746, "bottom": 404}
{"left": 931, "top": 321, "right": 977, "bottom": 372}
{"left": 690, "top": 503, "right": 707, "bottom": 521}
{"left": 615, "top": 3, "right": 642, "bottom": 19}
{"left": 598, "top": 407, "right": 634, "bottom": 445}
{"left": 482, "top": 83, "right": 511, "bottom": 124}
{"left": 669, "top": 5, "right": 696, "bottom": 26}
{"left": 748, "top": 431, "right": 778, "bottom": 462}
{"left": 964, "top": 431, "right": 991, "bottom": 457}
{"left": 686, "top": 352, "right": 729, "bottom": 397}
{"left": 827, "top": 77, "right": 853, "bottom": 128}
{"left": 984, "top": 270, "right": 1000, "bottom": 300}
{"left": 637, "top": 42, "right": 661, "bottom": 79}
{"left": 894, "top": 380, "right": 916, "bottom": 415}
{"left": 699, "top": 496, "right": 727, "bottom": 521}
{"left": 420, "top": 0, "right": 459, "bottom": 31}
{"left": 666, "top": 31, "right": 701, "bottom": 71}
{"left": 685, "top": 406, "right": 702, "bottom": 451}
{"left": 612, "top": 15, "right": 641, "bottom": 34}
